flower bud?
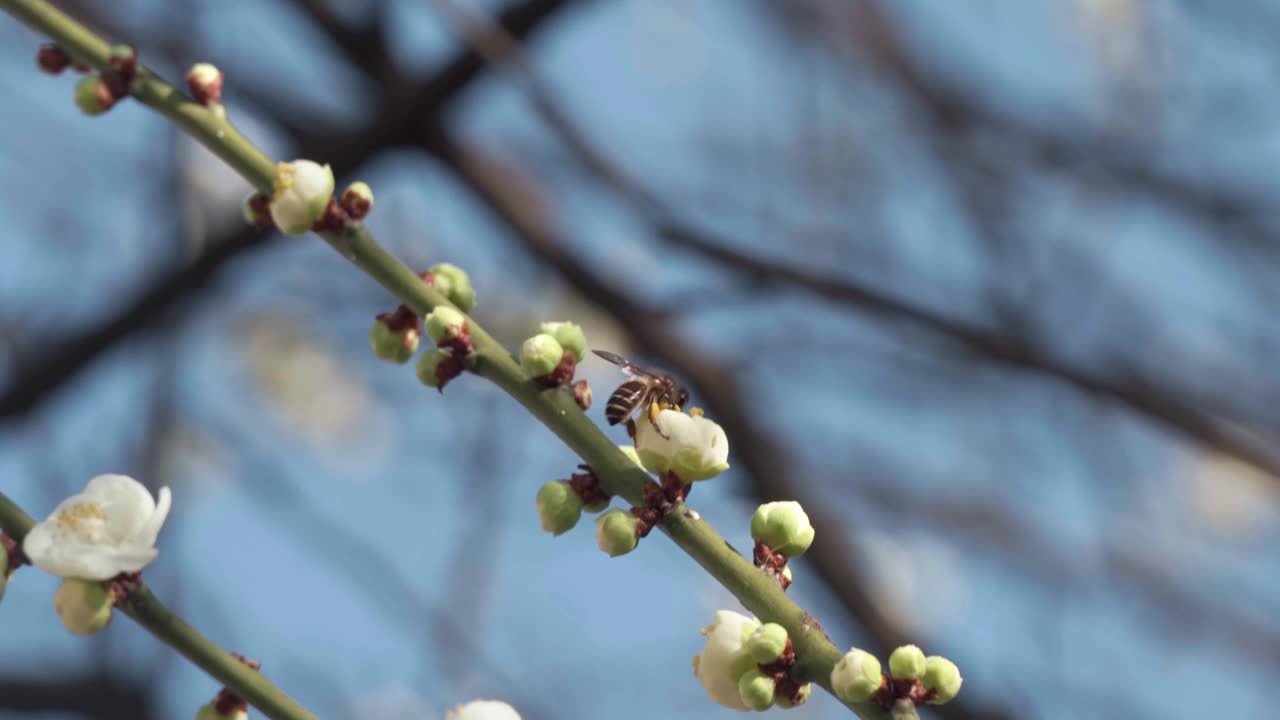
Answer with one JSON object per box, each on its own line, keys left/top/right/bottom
{"left": 195, "top": 701, "right": 248, "bottom": 720}
{"left": 416, "top": 347, "right": 459, "bottom": 390}
{"left": 426, "top": 263, "right": 476, "bottom": 312}
{"left": 572, "top": 379, "right": 592, "bottom": 411}
{"left": 268, "top": 160, "right": 334, "bottom": 234}
{"left": 536, "top": 480, "right": 583, "bottom": 536}
{"left": 368, "top": 318, "right": 419, "bottom": 364}
{"left": 340, "top": 181, "right": 374, "bottom": 219}
{"left": 539, "top": 321, "right": 587, "bottom": 362}
{"left": 746, "top": 622, "right": 789, "bottom": 664}
{"left": 424, "top": 306, "right": 468, "bottom": 345}
{"left": 107, "top": 44, "right": 136, "bottom": 74}
{"left": 888, "top": 644, "right": 926, "bottom": 680}
{"left": 750, "top": 501, "right": 814, "bottom": 557}
{"left": 594, "top": 508, "right": 638, "bottom": 557}
{"left": 186, "top": 62, "right": 223, "bottom": 105}
{"left": 923, "top": 656, "right": 963, "bottom": 704}
{"left": 37, "top": 44, "right": 70, "bottom": 74}
{"left": 736, "top": 669, "right": 775, "bottom": 711}
{"left": 53, "top": 578, "right": 112, "bottom": 635}
{"left": 831, "top": 647, "right": 882, "bottom": 703}
{"left": 241, "top": 192, "right": 270, "bottom": 228}
{"left": 773, "top": 683, "right": 810, "bottom": 708}
{"left": 0, "top": 550, "right": 8, "bottom": 604}
{"left": 520, "top": 334, "right": 564, "bottom": 377}
{"left": 74, "top": 75, "right": 114, "bottom": 116}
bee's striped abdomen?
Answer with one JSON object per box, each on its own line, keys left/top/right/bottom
{"left": 605, "top": 378, "right": 649, "bottom": 425}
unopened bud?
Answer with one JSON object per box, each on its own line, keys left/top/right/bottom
{"left": 53, "top": 578, "right": 112, "bottom": 635}
{"left": 888, "top": 644, "right": 926, "bottom": 680}
{"left": 746, "top": 623, "right": 789, "bottom": 664}
{"left": 831, "top": 647, "right": 882, "bottom": 703}
{"left": 539, "top": 321, "right": 587, "bottom": 362}
{"left": 339, "top": 181, "right": 374, "bottom": 219}
{"left": 37, "top": 44, "right": 70, "bottom": 74}
{"left": 572, "top": 379, "right": 592, "bottom": 410}
{"left": 74, "top": 75, "right": 114, "bottom": 116}
{"left": 520, "top": 334, "right": 564, "bottom": 378}
{"left": 186, "top": 63, "right": 223, "bottom": 105}
{"left": 594, "top": 508, "right": 639, "bottom": 557}
{"left": 416, "top": 347, "right": 461, "bottom": 391}
{"left": 424, "top": 306, "right": 468, "bottom": 345}
{"left": 773, "top": 683, "right": 811, "bottom": 709}
{"left": 424, "top": 263, "right": 476, "bottom": 312}
{"left": 536, "top": 480, "right": 583, "bottom": 535}
{"left": 750, "top": 501, "right": 814, "bottom": 557}
{"left": 736, "top": 669, "right": 775, "bottom": 711}
{"left": 922, "top": 656, "right": 963, "bottom": 704}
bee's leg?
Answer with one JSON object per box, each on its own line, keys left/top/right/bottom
{"left": 625, "top": 418, "right": 637, "bottom": 442}
{"left": 648, "top": 401, "right": 672, "bottom": 439}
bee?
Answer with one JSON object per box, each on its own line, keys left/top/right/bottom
{"left": 592, "top": 349, "right": 689, "bottom": 435}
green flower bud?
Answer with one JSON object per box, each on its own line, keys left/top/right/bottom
{"left": 53, "top": 578, "right": 112, "bottom": 635}
{"left": 196, "top": 701, "right": 248, "bottom": 720}
{"left": 746, "top": 623, "right": 789, "bottom": 664}
{"left": 427, "top": 263, "right": 476, "bottom": 312}
{"left": 539, "top": 321, "right": 587, "bottom": 362}
{"left": 536, "top": 480, "right": 583, "bottom": 535}
{"left": 424, "top": 306, "right": 468, "bottom": 344}
{"left": 269, "top": 160, "right": 334, "bottom": 234}
{"left": 74, "top": 75, "right": 112, "bottom": 115}
{"left": 773, "top": 683, "right": 811, "bottom": 708}
{"left": 923, "top": 656, "right": 963, "bottom": 704}
{"left": 594, "top": 508, "right": 638, "bottom": 557}
{"left": 340, "top": 181, "right": 374, "bottom": 219}
{"left": 736, "top": 669, "right": 775, "bottom": 711}
{"left": 186, "top": 62, "right": 223, "bottom": 105}
{"left": 368, "top": 319, "right": 419, "bottom": 364}
{"left": 888, "top": 644, "right": 926, "bottom": 680}
{"left": 750, "top": 501, "right": 814, "bottom": 557}
{"left": 831, "top": 647, "right": 883, "bottom": 703}
{"left": 416, "top": 347, "right": 456, "bottom": 389}
{"left": 520, "top": 334, "right": 564, "bottom": 377}
{"left": 108, "top": 44, "right": 135, "bottom": 66}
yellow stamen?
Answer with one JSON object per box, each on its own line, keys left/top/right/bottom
{"left": 688, "top": 406, "right": 704, "bottom": 417}
{"left": 55, "top": 501, "right": 105, "bottom": 532}
{"left": 272, "top": 162, "right": 295, "bottom": 196}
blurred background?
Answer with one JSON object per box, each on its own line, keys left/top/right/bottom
{"left": 2, "top": 0, "right": 1278, "bottom": 718}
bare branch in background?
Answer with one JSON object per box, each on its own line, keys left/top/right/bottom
{"left": 0, "top": 0, "right": 579, "bottom": 422}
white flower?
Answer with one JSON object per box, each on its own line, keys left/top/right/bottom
{"left": 692, "top": 610, "right": 760, "bottom": 710}
{"left": 447, "top": 700, "right": 521, "bottom": 720}
{"left": 635, "top": 409, "right": 730, "bottom": 482}
{"left": 268, "top": 159, "right": 334, "bottom": 234}
{"left": 23, "top": 474, "right": 172, "bottom": 580}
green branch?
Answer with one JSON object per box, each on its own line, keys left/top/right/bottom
{"left": 0, "top": 1, "right": 912, "bottom": 716}
{"left": 0, "top": 492, "right": 316, "bottom": 720}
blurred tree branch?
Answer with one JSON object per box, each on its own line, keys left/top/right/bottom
{"left": 0, "top": 0, "right": 578, "bottom": 421}
{"left": 0, "top": 671, "right": 154, "bottom": 719}
{"left": 423, "top": 0, "right": 1280, "bottom": 486}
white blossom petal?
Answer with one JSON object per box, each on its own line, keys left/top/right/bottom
{"left": 693, "top": 610, "right": 759, "bottom": 710}
{"left": 23, "top": 474, "right": 171, "bottom": 580}
{"left": 635, "top": 410, "right": 730, "bottom": 482}
{"left": 448, "top": 699, "right": 522, "bottom": 720}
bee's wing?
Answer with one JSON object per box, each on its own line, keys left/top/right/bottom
{"left": 592, "top": 349, "right": 660, "bottom": 379}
